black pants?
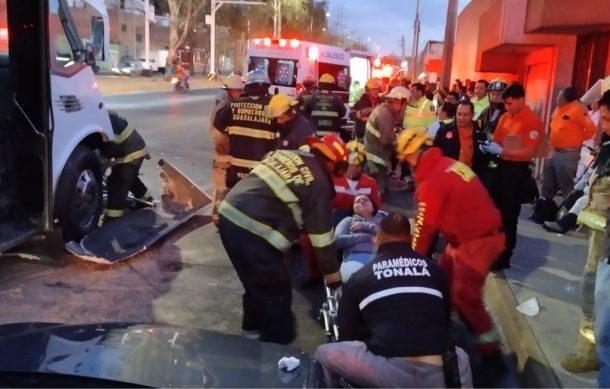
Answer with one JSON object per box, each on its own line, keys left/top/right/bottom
{"left": 490, "top": 160, "right": 529, "bottom": 266}
{"left": 107, "top": 158, "right": 148, "bottom": 214}
{"left": 218, "top": 215, "right": 296, "bottom": 345}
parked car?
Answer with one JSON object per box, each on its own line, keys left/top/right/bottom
{"left": 0, "top": 322, "right": 325, "bottom": 387}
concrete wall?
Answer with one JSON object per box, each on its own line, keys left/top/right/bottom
{"left": 451, "top": 0, "right": 517, "bottom": 84}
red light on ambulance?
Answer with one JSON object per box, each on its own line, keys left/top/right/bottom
{"left": 253, "top": 38, "right": 261, "bottom": 45}
{"left": 308, "top": 46, "right": 319, "bottom": 61}
{"left": 0, "top": 28, "right": 7, "bottom": 41}
{"left": 290, "top": 39, "right": 299, "bottom": 48}
{"left": 263, "top": 37, "right": 272, "bottom": 46}
{"left": 279, "top": 38, "right": 287, "bottom": 47}
{"left": 373, "top": 57, "right": 381, "bottom": 68}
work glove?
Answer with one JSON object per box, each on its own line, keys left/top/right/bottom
{"left": 479, "top": 140, "right": 503, "bottom": 156}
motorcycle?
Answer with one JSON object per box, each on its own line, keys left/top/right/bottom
{"left": 171, "top": 71, "right": 190, "bottom": 92}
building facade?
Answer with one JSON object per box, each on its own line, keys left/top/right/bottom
{"left": 451, "top": 0, "right": 610, "bottom": 127}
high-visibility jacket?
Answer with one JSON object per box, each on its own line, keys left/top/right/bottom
{"left": 219, "top": 149, "right": 340, "bottom": 276}
{"left": 332, "top": 174, "right": 382, "bottom": 211}
{"left": 472, "top": 95, "right": 490, "bottom": 121}
{"left": 305, "top": 90, "right": 347, "bottom": 137}
{"left": 403, "top": 96, "right": 436, "bottom": 129}
{"left": 411, "top": 147, "right": 503, "bottom": 261}
{"left": 214, "top": 94, "right": 276, "bottom": 187}
{"left": 104, "top": 112, "right": 149, "bottom": 165}
{"left": 364, "top": 102, "right": 399, "bottom": 167}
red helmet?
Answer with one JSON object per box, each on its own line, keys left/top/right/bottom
{"left": 307, "top": 134, "right": 348, "bottom": 163}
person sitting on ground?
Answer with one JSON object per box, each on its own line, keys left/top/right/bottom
{"left": 334, "top": 195, "right": 387, "bottom": 281}
{"left": 314, "top": 212, "right": 472, "bottom": 388}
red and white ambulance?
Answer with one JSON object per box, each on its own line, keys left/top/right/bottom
{"left": 245, "top": 38, "right": 351, "bottom": 103}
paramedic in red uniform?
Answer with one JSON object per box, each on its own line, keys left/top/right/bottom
{"left": 396, "top": 127, "right": 507, "bottom": 376}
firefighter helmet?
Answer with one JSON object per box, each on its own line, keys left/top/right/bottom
{"left": 385, "top": 86, "right": 411, "bottom": 100}
{"left": 346, "top": 140, "right": 367, "bottom": 165}
{"left": 365, "top": 78, "right": 382, "bottom": 90}
{"left": 307, "top": 134, "right": 348, "bottom": 163}
{"left": 245, "top": 69, "right": 271, "bottom": 85}
{"left": 319, "top": 73, "right": 336, "bottom": 84}
{"left": 268, "top": 94, "right": 298, "bottom": 118}
{"left": 223, "top": 73, "right": 245, "bottom": 90}
{"left": 488, "top": 78, "right": 508, "bottom": 92}
{"left": 396, "top": 127, "right": 433, "bottom": 159}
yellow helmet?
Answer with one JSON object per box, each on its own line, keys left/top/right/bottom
{"left": 319, "top": 73, "right": 336, "bottom": 84}
{"left": 396, "top": 127, "right": 433, "bottom": 160}
{"left": 268, "top": 93, "right": 298, "bottom": 118}
{"left": 346, "top": 140, "right": 367, "bottom": 165}
{"left": 365, "top": 78, "right": 381, "bottom": 90}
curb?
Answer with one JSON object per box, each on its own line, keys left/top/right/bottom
{"left": 485, "top": 272, "right": 562, "bottom": 388}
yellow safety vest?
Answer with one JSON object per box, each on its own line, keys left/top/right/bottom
{"left": 403, "top": 96, "right": 436, "bottom": 129}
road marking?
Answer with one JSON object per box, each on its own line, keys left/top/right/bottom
{"left": 106, "top": 94, "right": 215, "bottom": 110}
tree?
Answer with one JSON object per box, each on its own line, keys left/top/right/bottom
{"left": 166, "top": 0, "right": 207, "bottom": 59}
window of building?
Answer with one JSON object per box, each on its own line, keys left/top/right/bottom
{"left": 121, "top": 23, "right": 127, "bottom": 32}
{"left": 135, "top": 33, "right": 142, "bottom": 43}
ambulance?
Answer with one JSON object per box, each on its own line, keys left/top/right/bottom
{"left": 245, "top": 38, "right": 351, "bottom": 103}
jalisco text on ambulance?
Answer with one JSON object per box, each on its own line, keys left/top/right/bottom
{"left": 245, "top": 38, "right": 351, "bottom": 102}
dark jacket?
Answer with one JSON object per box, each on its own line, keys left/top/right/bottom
{"left": 305, "top": 91, "right": 347, "bottom": 136}
{"left": 219, "top": 149, "right": 339, "bottom": 276}
{"left": 213, "top": 94, "right": 276, "bottom": 187}
{"left": 338, "top": 241, "right": 451, "bottom": 358}
{"left": 104, "top": 111, "right": 149, "bottom": 165}
{"left": 349, "top": 93, "right": 378, "bottom": 140}
{"left": 276, "top": 113, "right": 315, "bottom": 150}
{"left": 478, "top": 103, "right": 506, "bottom": 136}
{"left": 434, "top": 120, "right": 488, "bottom": 176}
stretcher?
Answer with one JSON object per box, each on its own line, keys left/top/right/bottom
{"left": 319, "top": 285, "right": 340, "bottom": 342}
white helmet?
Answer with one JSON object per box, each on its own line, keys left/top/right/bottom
{"left": 385, "top": 86, "right": 411, "bottom": 100}
{"left": 223, "top": 74, "right": 245, "bottom": 90}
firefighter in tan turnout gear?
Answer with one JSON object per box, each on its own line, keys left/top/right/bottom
{"left": 210, "top": 73, "right": 244, "bottom": 224}
{"left": 217, "top": 134, "right": 348, "bottom": 345}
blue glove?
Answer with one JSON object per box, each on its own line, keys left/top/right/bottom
{"left": 479, "top": 141, "right": 503, "bottom": 155}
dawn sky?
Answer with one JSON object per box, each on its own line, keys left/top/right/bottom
{"left": 326, "top": 0, "right": 471, "bottom": 56}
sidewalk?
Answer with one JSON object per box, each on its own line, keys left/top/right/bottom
{"left": 485, "top": 210, "right": 597, "bottom": 387}
{"left": 384, "top": 185, "right": 597, "bottom": 387}
{"left": 95, "top": 74, "right": 222, "bottom": 96}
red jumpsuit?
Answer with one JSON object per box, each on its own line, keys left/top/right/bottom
{"left": 332, "top": 174, "right": 382, "bottom": 212}
{"left": 412, "top": 147, "right": 506, "bottom": 353}
{"left": 301, "top": 173, "right": 381, "bottom": 281}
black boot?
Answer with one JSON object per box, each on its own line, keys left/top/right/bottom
{"left": 530, "top": 198, "right": 556, "bottom": 224}
{"left": 543, "top": 213, "right": 577, "bottom": 234}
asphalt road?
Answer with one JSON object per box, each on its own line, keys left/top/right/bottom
{"left": 0, "top": 88, "right": 328, "bottom": 356}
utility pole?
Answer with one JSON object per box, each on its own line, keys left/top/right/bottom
{"left": 441, "top": 0, "right": 458, "bottom": 89}
{"left": 144, "top": 0, "right": 149, "bottom": 69}
{"left": 207, "top": 0, "right": 265, "bottom": 76}
{"left": 401, "top": 34, "right": 406, "bottom": 62}
{"left": 410, "top": 0, "right": 421, "bottom": 81}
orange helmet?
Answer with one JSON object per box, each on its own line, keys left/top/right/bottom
{"left": 307, "top": 134, "right": 348, "bottom": 163}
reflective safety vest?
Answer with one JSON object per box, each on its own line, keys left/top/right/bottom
{"left": 403, "top": 96, "right": 436, "bottom": 129}
{"left": 105, "top": 112, "right": 149, "bottom": 165}
{"left": 306, "top": 90, "right": 347, "bottom": 137}
{"left": 219, "top": 149, "right": 340, "bottom": 276}
{"left": 472, "top": 95, "right": 490, "bottom": 121}
{"left": 213, "top": 94, "right": 277, "bottom": 187}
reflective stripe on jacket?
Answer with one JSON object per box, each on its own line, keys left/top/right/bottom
{"left": 219, "top": 150, "right": 340, "bottom": 275}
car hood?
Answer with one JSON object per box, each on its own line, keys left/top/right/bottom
{"left": 0, "top": 322, "right": 322, "bottom": 388}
